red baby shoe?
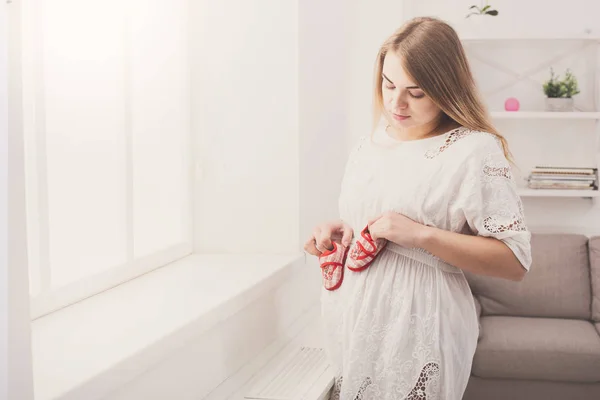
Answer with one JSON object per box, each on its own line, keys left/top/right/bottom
{"left": 319, "top": 241, "right": 349, "bottom": 291}
{"left": 346, "top": 225, "right": 387, "bottom": 272}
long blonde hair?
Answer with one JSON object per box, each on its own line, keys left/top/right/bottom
{"left": 372, "top": 16, "right": 513, "bottom": 162}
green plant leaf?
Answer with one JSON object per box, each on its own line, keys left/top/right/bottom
{"left": 543, "top": 68, "right": 565, "bottom": 97}
{"left": 465, "top": 12, "right": 480, "bottom": 18}
{"left": 469, "top": 5, "right": 479, "bottom": 9}
{"left": 481, "top": 5, "right": 491, "bottom": 12}
{"left": 486, "top": 10, "right": 499, "bottom": 16}
{"left": 562, "top": 69, "right": 580, "bottom": 97}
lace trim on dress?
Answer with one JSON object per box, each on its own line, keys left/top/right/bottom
{"left": 480, "top": 151, "right": 528, "bottom": 234}
{"left": 329, "top": 376, "right": 373, "bottom": 400}
{"left": 405, "top": 362, "right": 441, "bottom": 400}
{"left": 483, "top": 165, "right": 512, "bottom": 180}
{"left": 483, "top": 215, "right": 527, "bottom": 233}
{"left": 424, "top": 127, "right": 473, "bottom": 159}
{"left": 354, "top": 377, "right": 373, "bottom": 400}
{"left": 330, "top": 376, "right": 343, "bottom": 400}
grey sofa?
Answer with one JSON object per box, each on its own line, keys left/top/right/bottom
{"left": 463, "top": 233, "right": 600, "bottom": 400}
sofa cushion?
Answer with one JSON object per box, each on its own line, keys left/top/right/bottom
{"left": 472, "top": 316, "right": 600, "bottom": 383}
{"left": 463, "top": 376, "right": 600, "bottom": 400}
{"left": 590, "top": 236, "right": 600, "bottom": 322}
{"left": 465, "top": 233, "right": 591, "bottom": 319}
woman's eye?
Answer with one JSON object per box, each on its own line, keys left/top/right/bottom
{"left": 409, "top": 91, "right": 425, "bottom": 99}
{"left": 385, "top": 84, "right": 395, "bottom": 90}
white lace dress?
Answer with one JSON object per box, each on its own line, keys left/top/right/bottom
{"left": 321, "top": 126, "right": 532, "bottom": 400}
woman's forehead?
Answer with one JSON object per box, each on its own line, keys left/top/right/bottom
{"left": 382, "top": 54, "right": 416, "bottom": 86}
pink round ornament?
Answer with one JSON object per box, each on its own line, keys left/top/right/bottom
{"left": 504, "top": 97, "right": 520, "bottom": 111}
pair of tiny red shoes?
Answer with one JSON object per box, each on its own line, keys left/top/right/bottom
{"left": 319, "top": 226, "right": 387, "bottom": 291}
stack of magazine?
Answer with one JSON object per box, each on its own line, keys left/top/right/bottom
{"left": 527, "top": 166, "right": 598, "bottom": 191}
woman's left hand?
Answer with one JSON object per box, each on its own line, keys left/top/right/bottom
{"left": 367, "top": 211, "right": 429, "bottom": 248}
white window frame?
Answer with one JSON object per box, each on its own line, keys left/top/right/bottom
{"left": 22, "top": 0, "right": 194, "bottom": 320}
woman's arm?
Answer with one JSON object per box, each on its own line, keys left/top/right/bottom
{"left": 416, "top": 225, "right": 526, "bottom": 281}
{"left": 367, "top": 211, "right": 527, "bottom": 281}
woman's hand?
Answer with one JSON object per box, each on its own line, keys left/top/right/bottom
{"left": 303, "top": 220, "right": 354, "bottom": 257}
{"left": 367, "top": 211, "right": 429, "bottom": 248}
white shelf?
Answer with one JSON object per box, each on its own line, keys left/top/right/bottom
{"left": 518, "top": 188, "right": 600, "bottom": 198}
{"left": 491, "top": 111, "right": 600, "bottom": 120}
{"left": 460, "top": 35, "right": 600, "bottom": 209}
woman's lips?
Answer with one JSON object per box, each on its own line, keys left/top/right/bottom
{"left": 392, "top": 113, "right": 410, "bottom": 121}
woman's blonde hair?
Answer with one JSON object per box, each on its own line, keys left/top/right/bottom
{"left": 372, "top": 16, "right": 513, "bottom": 162}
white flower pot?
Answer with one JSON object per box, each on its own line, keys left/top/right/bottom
{"left": 545, "top": 97, "right": 574, "bottom": 112}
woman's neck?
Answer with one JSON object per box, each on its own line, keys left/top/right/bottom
{"left": 388, "top": 117, "right": 459, "bottom": 142}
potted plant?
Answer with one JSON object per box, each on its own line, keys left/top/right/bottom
{"left": 543, "top": 68, "right": 580, "bottom": 111}
{"left": 459, "top": 1, "right": 500, "bottom": 38}
{"left": 466, "top": 1, "right": 499, "bottom": 18}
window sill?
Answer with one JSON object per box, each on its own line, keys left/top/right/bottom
{"left": 31, "top": 252, "right": 305, "bottom": 400}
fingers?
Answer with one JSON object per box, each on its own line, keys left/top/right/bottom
{"left": 367, "top": 217, "right": 381, "bottom": 241}
{"left": 315, "top": 226, "right": 334, "bottom": 252}
{"left": 341, "top": 223, "right": 353, "bottom": 247}
{"left": 367, "top": 215, "right": 382, "bottom": 227}
{"left": 304, "top": 221, "right": 355, "bottom": 258}
{"left": 303, "top": 236, "right": 321, "bottom": 256}
{"left": 369, "top": 228, "right": 379, "bottom": 242}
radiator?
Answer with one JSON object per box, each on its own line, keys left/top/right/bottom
{"left": 244, "top": 346, "right": 334, "bottom": 400}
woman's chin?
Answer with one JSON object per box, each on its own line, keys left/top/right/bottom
{"left": 390, "top": 119, "right": 416, "bottom": 129}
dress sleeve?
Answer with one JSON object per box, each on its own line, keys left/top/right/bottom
{"left": 459, "top": 136, "right": 532, "bottom": 271}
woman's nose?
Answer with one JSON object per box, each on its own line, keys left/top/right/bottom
{"left": 392, "top": 94, "right": 408, "bottom": 109}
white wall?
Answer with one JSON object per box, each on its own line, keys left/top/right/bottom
{"left": 297, "top": 0, "right": 350, "bottom": 253}
{"left": 190, "top": 0, "right": 299, "bottom": 255}
{"left": 344, "top": 1, "right": 408, "bottom": 147}
{"left": 4, "top": 2, "right": 35, "bottom": 399}
{"left": 190, "top": 0, "right": 405, "bottom": 256}
{"left": 404, "top": 0, "right": 600, "bottom": 39}
{"left": 298, "top": 0, "right": 416, "bottom": 249}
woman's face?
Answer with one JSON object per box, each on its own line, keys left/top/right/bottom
{"left": 381, "top": 52, "right": 442, "bottom": 130}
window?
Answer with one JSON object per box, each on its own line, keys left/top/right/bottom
{"left": 21, "top": 0, "right": 192, "bottom": 319}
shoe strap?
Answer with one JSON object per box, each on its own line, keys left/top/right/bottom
{"left": 355, "top": 240, "right": 377, "bottom": 257}
{"left": 320, "top": 261, "right": 343, "bottom": 269}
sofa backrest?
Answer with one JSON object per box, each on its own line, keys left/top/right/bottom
{"left": 465, "top": 233, "right": 592, "bottom": 320}
{"left": 590, "top": 236, "right": 600, "bottom": 323}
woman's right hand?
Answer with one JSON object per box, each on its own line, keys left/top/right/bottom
{"left": 303, "top": 220, "right": 354, "bottom": 257}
